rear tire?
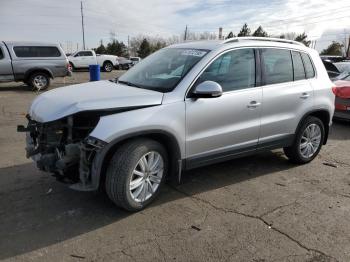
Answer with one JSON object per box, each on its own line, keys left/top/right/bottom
{"left": 29, "top": 72, "right": 50, "bottom": 91}
{"left": 105, "top": 139, "right": 168, "bottom": 211}
{"left": 103, "top": 61, "right": 113, "bottom": 72}
{"left": 284, "top": 116, "right": 325, "bottom": 164}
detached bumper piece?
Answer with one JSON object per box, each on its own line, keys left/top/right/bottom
{"left": 70, "top": 137, "right": 107, "bottom": 191}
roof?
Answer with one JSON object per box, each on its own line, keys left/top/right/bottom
{"left": 168, "top": 40, "right": 223, "bottom": 50}
{"left": 168, "top": 37, "right": 308, "bottom": 52}
{"left": 2, "top": 41, "right": 60, "bottom": 47}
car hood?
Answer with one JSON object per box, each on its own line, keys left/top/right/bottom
{"left": 29, "top": 80, "right": 164, "bottom": 122}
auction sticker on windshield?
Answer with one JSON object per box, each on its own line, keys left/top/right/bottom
{"left": 181, "top": 50, "right": 207, "bottom": 57}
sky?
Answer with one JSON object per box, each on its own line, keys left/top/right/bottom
{"left": 1, "top": 0, "right": 350, "bottom": 53}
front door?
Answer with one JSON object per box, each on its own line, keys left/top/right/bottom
{"left": 185, "top": 48, "right": 262, "bottom": 168}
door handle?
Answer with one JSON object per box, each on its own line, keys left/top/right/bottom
{"left": 247, "top": 101, "right": 261, "bottom": 109}
{"left": 300, "top": 93, "right": 310, "bottom": 99}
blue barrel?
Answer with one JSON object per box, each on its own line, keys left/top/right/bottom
{"left": 89, "top": 64, "right": 100, "bottom": 81}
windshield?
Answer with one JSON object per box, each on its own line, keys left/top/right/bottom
{"left": 118, "top": 48, "right": 209, "bottom": 92}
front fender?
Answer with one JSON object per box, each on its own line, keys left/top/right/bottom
{"left": 87, "top": 102, "right": 185, "bottom": 190}
{"left": 89, "top": 103, "right": 185, "bottom": 156}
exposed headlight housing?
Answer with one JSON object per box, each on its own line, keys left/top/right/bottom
{"left": 85, "top": 136, "right": 108, "bottom": 149}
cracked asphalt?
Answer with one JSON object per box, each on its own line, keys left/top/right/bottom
{"left": 0, "top": 71, "right": 350, "bottom": 262}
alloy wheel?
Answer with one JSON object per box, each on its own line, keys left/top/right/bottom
{"left": 299, "top": 123, "right": 322, "bottom": 158}
{"left": 129, "top": 151, "right": 164, "bottom": 203}
{"left": 105, "top": 63, "right": 113, "bottom": 72}
{"left": 33, "top": 75, "right": 47, "bottom": 91}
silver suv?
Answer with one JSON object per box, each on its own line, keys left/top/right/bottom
{"left": 19, "top": 37, "right": 335, "bottom": 211}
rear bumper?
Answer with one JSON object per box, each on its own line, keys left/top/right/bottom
{"left": 334, "top": 97, "right": 350, "bottom": 120}
{"left": 334, "top": 110, "right": 350, "bottom": 120}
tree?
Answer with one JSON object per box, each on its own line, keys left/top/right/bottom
{"left": 94, "top": 40, "right": 106, "bottom": 54}
{"left": 252, "top": 26, "right": 268, "bottom": 37}
{"left": 137, "top": 38, "right": 152, "bottom": 58}
{"left": 151, "top": 41, "right": 166, "bottom": 53}
{"left": 294, "top": 32, "right": 311, "bottom": 47}
{"left": 279, "top": 32, "right": 297, "bottom": 40}
{"left": 320, "top": 41, "right": 343, "bottom": 56}
{"left": 106, "top": 40, "right": 128, "bottom": 57}
{"left": 225, "top": 31, "right": 235, "bottom": 39}
{"left": 237, "top": 23, "right": 251, "bottom": 37}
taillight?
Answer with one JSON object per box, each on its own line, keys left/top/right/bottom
{"left": 67, "top": 63, "right": 72, "bottom": 72}
{"left": 333, "top": 81, "right": 350, "bottom": 98}
{"left": 332, "top": 86, "right": 338, "bottom": 96}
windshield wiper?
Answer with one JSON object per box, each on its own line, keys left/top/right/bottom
{"left": 117, "top": 80, "right": 141, "bottom": 88}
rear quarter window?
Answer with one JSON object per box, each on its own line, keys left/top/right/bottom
{"left": 301, "top": 52, "right": 315, "bottom": 79}
{"left": 13, "top": 46, "right": 61, "bottom": 58}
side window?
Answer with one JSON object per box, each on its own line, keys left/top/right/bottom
{"left": 81, "top": 51, "right": 93, "bottom": 56}
{"left": 0, "top": 48, "right": 3, "bottom": 59}
{"left": 301, "top": 53, "right": 315, "bottom": 79}
{"left": 197, "top": 48, "right": 255, "bottom": 92}
{"left": 13, "top": 46, "right": 61, "bottom": 57}
{"left": 74, "top": 52, "right": 82, "bottom": 57}
{"left": 292, "top": 51, "right": 306, "bottom": 81}
{"left": 261, "top": 48, "right": 293, "bottom": 85}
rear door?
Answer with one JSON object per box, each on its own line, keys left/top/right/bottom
{"left": 0, "top": 43, "right": 14, "bottom": 82}
{"left": 258, "top": 48, "right": 313, "bottom": 147}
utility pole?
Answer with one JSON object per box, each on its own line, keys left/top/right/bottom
{"left": 80, "top": 1, "right": 86, "bottom": 50}
{"left": 127, "top": 35, "right": 130, "bottom": 57}
{"left": 347, "top": 35, "right": 350, "bottom": 58}
{"left": 184, "top": 25, "right": 188, "bottom": 41}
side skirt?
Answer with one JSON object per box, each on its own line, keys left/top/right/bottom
{"left": 184, "top": 135, "right": 294, "bottom": 170}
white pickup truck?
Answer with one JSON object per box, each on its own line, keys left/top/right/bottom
{"left": 68, "top": 50, "right": 119, "bottom": 72}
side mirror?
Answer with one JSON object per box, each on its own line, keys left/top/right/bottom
{"left": 192, "top": 81, "right": 223, "bottom": 98}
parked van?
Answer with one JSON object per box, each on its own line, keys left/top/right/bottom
{"left": 0, "top": 41, "right": 71, "bottom": 91}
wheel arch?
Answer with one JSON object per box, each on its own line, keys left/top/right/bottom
{"left": 91, "top": 130, "right": 182, "bottom": 191}
{"left": 69, "top": 61, "right": 75, "bottom": 69}
{"left": 24, "top": 68, "right": 54, "bottom": 81}
{"left": 103, "top": 60, "right": 113, "bottom": 66}
{"left": 296, "top": 109, "right": 331, "bottom": 145}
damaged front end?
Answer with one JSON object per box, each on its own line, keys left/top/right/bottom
{"left": 18, "top": 113, "right": 107, "bottom": 190}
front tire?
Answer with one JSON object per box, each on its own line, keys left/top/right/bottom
{"left": 29, "top": 72, "right": 50, "bottom": 91}
{"left": 284, "top": 116, "right": 325, "bottom": 164}
{"left": 105, "top": 139, "right": 168, "bottom": 211}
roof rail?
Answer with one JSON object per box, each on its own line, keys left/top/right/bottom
{"left": 223, "top": 37, "right": 305, "bottom": 46}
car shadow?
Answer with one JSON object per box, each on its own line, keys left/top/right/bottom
{"left": 329, "top": 121, "right": 350, "bottom": 140}
{"left": 0, "top": 83, "right": 32, "bottom": 92}
{"left": 0, "top": 151, "right": 295, "bottom": 260}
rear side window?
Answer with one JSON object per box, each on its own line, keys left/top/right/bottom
{"left": 261, "top": 48, "right": 293, "bottom": 85}
{"left": 301, "top": 53, "right": 315, "bottom": 79}
{"left": 0, "top": 48, "right": 3, "bottom": 59}
{"left": 13, "top": 46, "right": 61, "bottom": 57}
{"left": 78, "top": 51, "right": 93, "bottom": 57}
{"left": 197, "top": 48, "right": 256, "bottom": 92}
{"left": 292, "top": 51, "right": 306, "bottom": 81}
